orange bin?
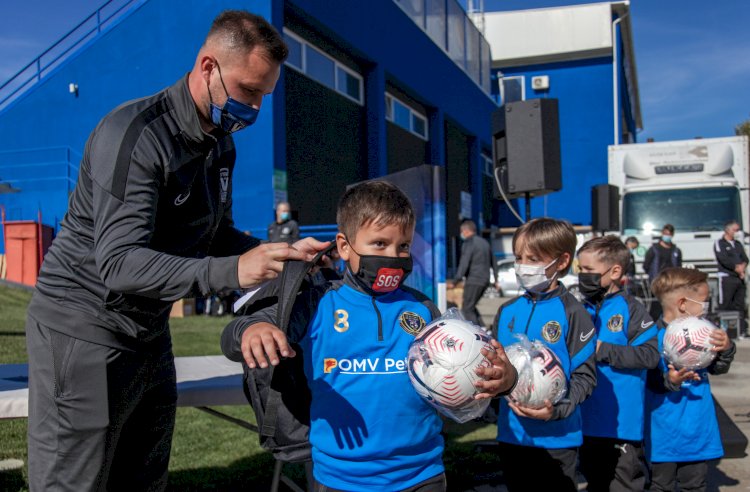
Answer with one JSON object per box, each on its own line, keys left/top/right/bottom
{"left": 2, "top": 219, "right": 54, "bottom": 286}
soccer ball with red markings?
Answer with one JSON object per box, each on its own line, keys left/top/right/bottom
{"left": 407, "top": 318, "right": 494, "bottom": 420}
{"left": 663, "top": 317, "right": 718, "bottom": 370}
{"left": 505, "top": 341, "right": 567, "bottom": 409}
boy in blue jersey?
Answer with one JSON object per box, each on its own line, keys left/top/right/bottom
{"left": 645, "top": 267, "right": 735, "bottom": 492}
{"left": 576, "top": 236, "right": 660, "bottom": 492}
{"left": 222, "top": 181, "right": 518, "bottom": 491}
{"left": 492, "top": 218, "right": 597, "bottom": 492}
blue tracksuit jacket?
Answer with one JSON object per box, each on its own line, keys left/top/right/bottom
{"left": 493, "top": 284, "right": 597, "bottom": 449}
{"left": 581, "top": 292, "right": 659, "bottom": 441}
{"left": 644, "top": 320, "right": 735, "bottom": 463}
{"left": 226, "top": 272, "right": 444, "bottom": 490}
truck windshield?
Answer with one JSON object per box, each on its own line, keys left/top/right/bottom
{"left": 622, "top": 187, "right": 741, "bottom": 233}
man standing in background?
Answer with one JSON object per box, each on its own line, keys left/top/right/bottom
{"left": 268, "top": 201, "right": 299, "bottom": 243}
{"left": 715, "top": 220, "right": 748, "bottom": 336}
{"left": 447, "top": 220, "right": 495, "bottom": 327}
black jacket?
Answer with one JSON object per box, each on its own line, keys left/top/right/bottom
{"left": 714, "top": 237, "right": 748, "bottom": 277}
{"left": 31, "top": 75, "right": 259, "bottom": 349}
{"left": 268, "top": 219, "right": 300, "bottom": 244}
{"left": 454, "top": 234, "right": 495, "bottom": 286}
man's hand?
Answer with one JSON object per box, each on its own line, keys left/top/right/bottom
{"left": 237, "top": 239, "right": 331, "bottom": 288}
{"left": 293, "top": 237, "right": 332, "bottom": 257}
{"left": 446, "top": 280, "right": 455, "bottom": 289}
{"left": 240, "top": 322, "right": 297, "bottom": 369}
{"left": 508, "top": 400, "right": 554, "bottom": 421}
{"left": 710, "top": 329, "right": 732, "bottom": 353}
{"left": 667, "top": 364, "right": 700, "bottom": 385}
{"left": 474, "top": 340, "right": 518, "bottom": 399}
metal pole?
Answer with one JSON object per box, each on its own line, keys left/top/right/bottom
{"left": 525, "top": 192, "right": 531, "bottom": 221}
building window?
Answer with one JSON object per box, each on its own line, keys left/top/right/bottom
{"left": 500, "top": 75, "right": 525, "bottom": 105}
{"left": 283, "top": 29, "right": 364, "bottom": 105}
{"left": 386, "top": 93, "right": 429, "bottom": 140}
{"left": 482, "top": 153, "right": 493, "bottom": 177}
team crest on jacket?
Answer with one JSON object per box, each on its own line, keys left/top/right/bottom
{"left": 399, "top": 311, "right": 425, "bottom": 335}
{"left": 542, "top": 321, "right": 562, "bottom": 343}
{"left": 607, "top": 314, "right": 624, "bottom": 332}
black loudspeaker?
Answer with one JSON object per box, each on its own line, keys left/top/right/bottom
{"left": 492, "top": 99, "right": 561, "bottom": 198}
{"left": 591, "top": 184, "right": 620, "bottom": 231}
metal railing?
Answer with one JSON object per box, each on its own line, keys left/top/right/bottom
{"left": 0, "top": 0, "right": 147, "bottom": 111}
{"left": 0, "top": 147, "right": 82, "bottom": 193}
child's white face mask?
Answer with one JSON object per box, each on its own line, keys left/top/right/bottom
{"left": 515, "top": 258, "right": 559, "bottom": 293}
{"left": 685, "top": 297, "right": 709, "bottom": 317}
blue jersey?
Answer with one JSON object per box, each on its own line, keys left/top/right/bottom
{"left": 581, "top": 292, "right": 658, "bottom": 440}
{"left": 494, "top": 285, "right": 597, "bottom": 449}
{"left": 300, "top": 283, "right": 444, "bottom": 489}
{"left": 644, "top": 326, "right": 725, "bottom": 463}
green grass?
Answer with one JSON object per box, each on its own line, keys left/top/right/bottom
{"left": 0, "top": 285, "right": 501, "bottom": 491}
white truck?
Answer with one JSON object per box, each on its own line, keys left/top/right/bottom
{"left": 608, "top": 136, "right": 749, "bottom": 280}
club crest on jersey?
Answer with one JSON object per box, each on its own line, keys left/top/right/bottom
{"left": 607, "top": 314, "right": 624, "bottom": 332}
{"left": 372, "top": 267, "right": 404, "bottom": 293}
{"left": 542, "top": 321, "right": 562, "bottom": 343}
{"left": 324, "top": 358, "right": 338, "bottom": 373}
{"left": 399, "top": 311, "right": 425, "bottom": 335}
{"left": 219, "top": 168, "right": 229, "bottom": 203}
{"left": 334, "top": 309, "right": 349, "bottom": 333}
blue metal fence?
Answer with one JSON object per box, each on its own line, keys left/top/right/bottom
{"left": 0, "top": 0, "right": 148, "bottom": 112}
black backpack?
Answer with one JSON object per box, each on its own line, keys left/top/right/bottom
{"left": 239, "top": 245, "right": 335, "bottom": 463}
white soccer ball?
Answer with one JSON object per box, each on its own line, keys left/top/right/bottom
{"left": 663, "top": 317, "right": 718, "bottom": 370}
{"left": 407, "top": 318, "right": 494, "bottom": 415}
{"left": 505, "top": 341, "right": 567, "bottom": 409}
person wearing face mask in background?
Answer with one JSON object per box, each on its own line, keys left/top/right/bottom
{"left": 447, "top": 219, "right": 496, "bottom": 328}
{"left": 268, "top": 201, "right": 300, "bottom": 244}
{"left": 644, "top": 267, "right": 735, "bottom": 492}
{"left": 714, "top": 219, "right": 749, "bottom": 337}
{"left": 576, "top": 236, "right": 659, "bottom": 492}
{"left": 24, "top": 12, "right": 330, "bottom": 491}
{"left": 491, "top": 218, "right": 597, "bottom": 492}
{"left": 223, "top": 181, "right": 518, "bottom": 491}
{"left": 643, "top": 224, "right": 683, "bottom": 320}
{"left": 623, "top": 236, "right": 640, "bottom": 296}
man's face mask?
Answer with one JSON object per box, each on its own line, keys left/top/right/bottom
{"left": 280, "top": 212, "right": 290, "bottom": 221}
{"left": 346, "top": 240, "right": 412, "bottom": 295}
{"left": 662, "top": 235, "right": 673, "bottom": 244}
{"left": 514, "top": 258, "right": 558, "bottom": 293}
{"left": 578, "top": 265, "right": 613, "bottom": 302}
{"left": 209, "top": 62, "right": 259, "bottom": 133}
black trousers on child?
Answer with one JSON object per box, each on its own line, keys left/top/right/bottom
{"left": 496, "top": 442, "right": 578, "bottom": 492}
{"left": 649, "top": 461, "right": 708, "bottom": 492}
{"left": 580, "top": 436, "right": 646, "bottom": 492}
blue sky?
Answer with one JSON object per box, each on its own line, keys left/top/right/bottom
{"left": 1, "top": 0, "right": 749, "bottom": 142}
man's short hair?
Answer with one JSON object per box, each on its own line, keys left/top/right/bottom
{"left": 625, "top": 236, "right": 639, "bottom": 246}
{"left": 512, "top": 218, "right": 577, "bottom": 276}
{"left": 578, "top": 235, "right": 631, "bottom": 270}
{"left": 662, "top": 224, "right": 675, "bottom": 235}
{"left": 651, "top": 267, "right": 708, "bottom": 301}
{"left": 337, "top": 181, "right": 415, "bottom": 240}
{"left": 460, "top": 220, "right": 477, "bottom": 233}
{"left": 206, "top": 10, "right": 288, "bottom": 63}
{"left": 725, "top": 220, "right": 740, "bottom": 231}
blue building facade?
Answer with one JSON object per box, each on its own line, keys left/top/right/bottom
{"left": 484, "top": 2, "right": 641, "bottom": 226}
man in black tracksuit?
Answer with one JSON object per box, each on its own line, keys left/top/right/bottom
{"left": 715, "top": 220, "right": 748, "bottom": 335}
{"left": 448, "top": 219, "right": 496, "bottom": 327}
{"left": 24, "top": 12, "right": 326, "bottom": 491}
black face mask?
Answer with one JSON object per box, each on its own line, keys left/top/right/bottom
{"left": 578, "top": 266, "right": 613, "bottom": 302}
{"left": 346, "top": 244, "right": 413, "bottom": 295}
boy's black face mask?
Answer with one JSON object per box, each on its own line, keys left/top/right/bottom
{"left": 346, "top": 242, "right": 413, "bottom": 295}
{"left": 578, "top": 265, "right": 613, "bottom": 302}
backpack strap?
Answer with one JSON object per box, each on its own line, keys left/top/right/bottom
{"left": 261, "top": 243, "right": 336, "bottom": 439}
